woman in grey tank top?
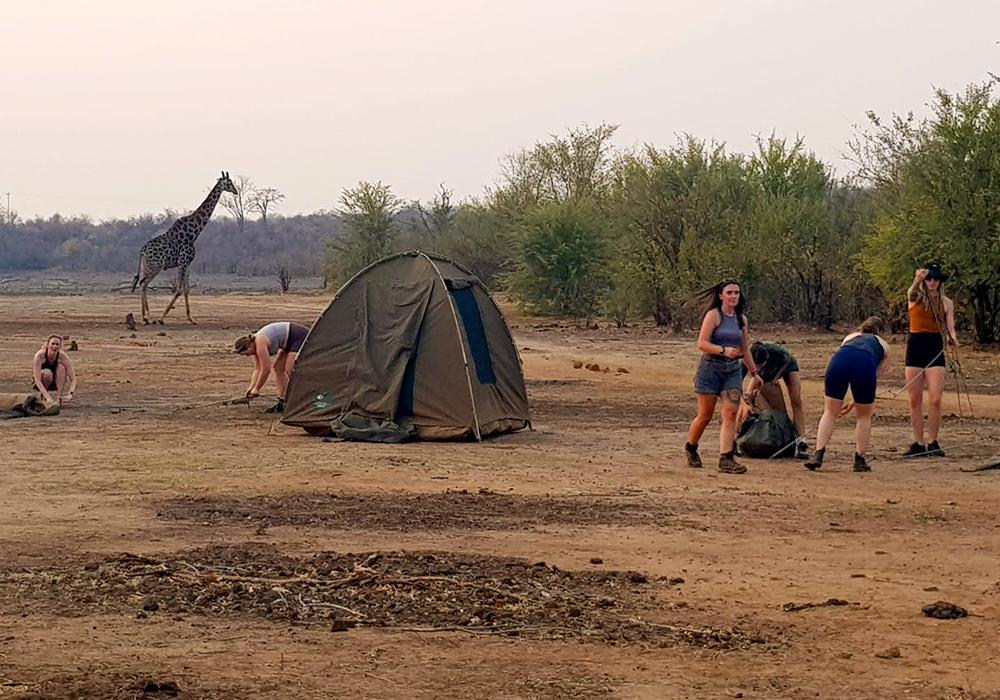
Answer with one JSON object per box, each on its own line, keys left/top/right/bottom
{"left": 685, "top": 279, "right": 759, "bottom": 474}
{"left": 233, "top": 321, "right": 311, "bottom": 413}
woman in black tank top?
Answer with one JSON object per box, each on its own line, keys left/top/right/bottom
{"left": 32, "top": 334, "right": 77, "bottom": 405}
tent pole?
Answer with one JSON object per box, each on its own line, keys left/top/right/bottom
{"left": 422, "top": 253, "right": 483, "bottom": 441}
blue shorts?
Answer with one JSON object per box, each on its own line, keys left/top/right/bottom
{"left": 694, "top": 356, "right": 743, "bottom": 396}
{"left": 824, "top": 347, "right": 878, "bottom": 404}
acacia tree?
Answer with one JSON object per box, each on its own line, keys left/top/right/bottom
{"left": 221, "top": 175, "right": 254, "bottom": 232}
{"left": 249, "top": 187, "right": 285, "bottom": 226}
{"left": 323, "top": 181, "right": 401, "bottom": 286}
{"left": 507, "top": 200, "right": 609, "bottom": 320}
{"left": 409, "top": 183, "right": 456, "bottom": 250}
{"left": 854, "top": 80, "right": 1000, "bottom": 343}
{"left": 607, "top": 137, "right": 751, "bottom": 326}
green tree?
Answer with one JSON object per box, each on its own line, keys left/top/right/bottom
{"left": 324, "top": 181, "right": 402, "bottom": 287}
{"left": 507, "top": 201, "right": 609, "bottom": 319}
{"left": 488, "top": 123, "right": 619, "bottom": 216}
{"left": 745, "top": 135, "right": 866, "bottom": 327}
{"left": 854, "top": 80, "right": 1000, "bottom": 343}
{"left": 607, "top": 137, "right": 752, "bottom": 327}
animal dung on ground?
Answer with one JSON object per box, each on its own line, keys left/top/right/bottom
{"left": 921, "top": 601, "right": 968, "bottom": 619}
{"left": 616, "top": 367, "right": 630, "bottom": 374}
{"left": 874, "top": 646, "right": 901, "bottom": 659}
{"left": 586, "top": 363, "right": 601, "bottom": 372}
{"left": 572, "top": 360, "right": 584, "bottom": 369}
{"left": 589, "top": 557, "right": 604, "bottom": 565}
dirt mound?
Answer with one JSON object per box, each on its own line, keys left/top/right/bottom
{"left": 155, "top": 491, "right": 694, "bottom": 532}
{"left": 0, "top": 546, "right": 768, "bottom": 649}
{"left": 3, "top": 670, "right": 241, "bottom": 700}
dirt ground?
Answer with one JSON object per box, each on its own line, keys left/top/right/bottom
{"left": 1, "top": 291, "right": 999, "bottom": 699}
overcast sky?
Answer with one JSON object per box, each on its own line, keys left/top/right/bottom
{"left": 2, "top": 0, "right": 997, "bottom": 220}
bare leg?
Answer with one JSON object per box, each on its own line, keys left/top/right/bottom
{"left": 906, "top": 366, "right": 926, "bottom": 443}
{"left": 924, "top": 366, "right": 946, "bottom": 443}
{"left": 54, "top": 364, "right": 67, "bottom": 402}
{"left": 37, "top": 369, "right": 54, "bottom": 395}
{"left": 273, "top": 351, "right": 290, "bottom": 398}
{"left": 853, "top": 402, "right": 874, "bottom": 455}
{"left": 783, "top": 372, "right": 806, "bottom": 437}
{"left": 687, "top": 394, "right": 718, "bottom": 446}
{"left": 719, "top": 389, "right": 741, "bottom": 454}
{"left": 815, "top": 396, "right": 844, "bottom": 451}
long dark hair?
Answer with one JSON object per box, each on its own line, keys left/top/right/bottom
{"left": 693, "top": 278, "right": 746, "bottom": 328}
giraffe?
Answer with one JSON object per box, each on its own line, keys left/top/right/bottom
{"left": 131, "top": 172, "right": 238, "bottom": 324}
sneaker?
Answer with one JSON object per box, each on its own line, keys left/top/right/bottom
{"left": 805, "top": 447, "right": 825, "bottom": 471}
{"left": 264, "top": 398, "right": 286, "bottom": 414}
{"left": 718, "top": 453, "right": 747, "bottom": 474}
{"left": 903, "top": 442, "right": 926, "bottom": 458}
{"left": 684, "top": 442, "right": 703, "bottom": 469}
{"left": 794, "top": 439, "right": 810, "bottom": 460}
{"left": 925, "top": 441, "right": 945, "bottom": 457}
{"left": 853, "top": 452, "right": 871, "bottom": 472}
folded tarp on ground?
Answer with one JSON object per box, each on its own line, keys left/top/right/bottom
{"left": 0, "top": 393, "right": 60, "bottom": 420}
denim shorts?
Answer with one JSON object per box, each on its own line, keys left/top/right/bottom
{"left": 694, "top": 356, "right": 743, "bottom": 395}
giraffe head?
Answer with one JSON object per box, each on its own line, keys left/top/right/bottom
{"left": 218, "top": 171, "right": 238, "bottom": 195}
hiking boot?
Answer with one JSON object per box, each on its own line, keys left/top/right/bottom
{"left": 903, "top": 442, "right": 926, "bottom": 458}
{"left": 684, "top": 442, "right": 703, "bottom": 469}
{"left": 718, "top": 452, "right": 747, "bottom": 474}
{"left": 853, "top": 452, "right": 871, "bottom": 472}
{"left": 925, "top": 440, "right": 945, "bottom": 457}
{"left": 805, "top": 447, "right": 825, "bottom": 471}
{"left": 264, "top": 398, "right": 286, "bottom": 414}
{"left": 794, "top": 438, "right": 810, "bottom": 460}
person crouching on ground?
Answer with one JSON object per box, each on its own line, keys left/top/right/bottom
{"left": 804, "top": 317, "right": 890, "bottom": 473}
{"left": 903, "top": 263, "right": 957, "bottom": 458}
{"left": 742, "top": 341, "right": 808, "bottom": 458}
{"left": 685, "top": 278, "right": 760, "bottom": 474}
{"left": 233, "top": 322, "right": 310, "bottom": 414}
{"left": 32, "top": 334, "right": 77, "bottom": 406}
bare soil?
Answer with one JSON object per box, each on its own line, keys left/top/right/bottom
{"left": 1, "top": 292, "right": 999, "bottom": 699}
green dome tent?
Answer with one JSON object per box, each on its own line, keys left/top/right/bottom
{"left": 282, "top": 251, "right": 530, "bottom": 441}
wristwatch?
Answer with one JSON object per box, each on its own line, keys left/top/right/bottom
{"left": 719, "top": 346, "right": 726, "bottom": 358}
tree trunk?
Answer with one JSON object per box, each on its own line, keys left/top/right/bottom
{"left": 651, "top": 284, "right": 671, "bottom": 326}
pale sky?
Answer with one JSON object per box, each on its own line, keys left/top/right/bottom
{"left": 2, "top": 0, "right": 998, "bottom": 220}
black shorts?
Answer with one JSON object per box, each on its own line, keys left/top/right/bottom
{"left": 825, "top": 347, "right": 878, "bottom": 404}
{"left": 905, "top": 332, "right": 945, "bottom": 369}
{"left": 741, "top": 357, "right": 799, "bottom": 382}
{"left": 285, "top": 323, "right": 310, "bottom": 353}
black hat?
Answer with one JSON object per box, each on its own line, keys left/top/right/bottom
{"left": 925, "top": 263, "right": 948, "bottom": 282}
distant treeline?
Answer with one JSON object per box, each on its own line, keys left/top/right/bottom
{"left": 0, "top": 212, "right": 341, "bottom": 278}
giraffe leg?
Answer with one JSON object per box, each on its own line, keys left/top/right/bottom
{"left": 183, "top": 273, "right": 196, "bottom": 324}
{"left": 160, "top": 291, "right": 182, "bottom": 323}
{"left": 159, "top": 268, "right": 187, "bottom": 324}
{"left": 140, "top": 281, "right": 152, "bottom": 324}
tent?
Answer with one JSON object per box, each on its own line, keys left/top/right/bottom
{"left": 282, "top": 251, "right": 530, "bottom": 441}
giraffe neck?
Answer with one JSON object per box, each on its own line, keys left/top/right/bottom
{"left": 185, "top": 181, "right": 226, "bottom": 240}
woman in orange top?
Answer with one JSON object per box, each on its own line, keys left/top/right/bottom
{"left": 904, "top": 264, "right": 958, "bottom": 457}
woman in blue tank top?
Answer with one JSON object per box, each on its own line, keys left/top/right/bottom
{"left": 804, "top": 316, "right": 890, "bottom": 473}
{"left": 685, "top": 279, "right": 760, "bottom": 474}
